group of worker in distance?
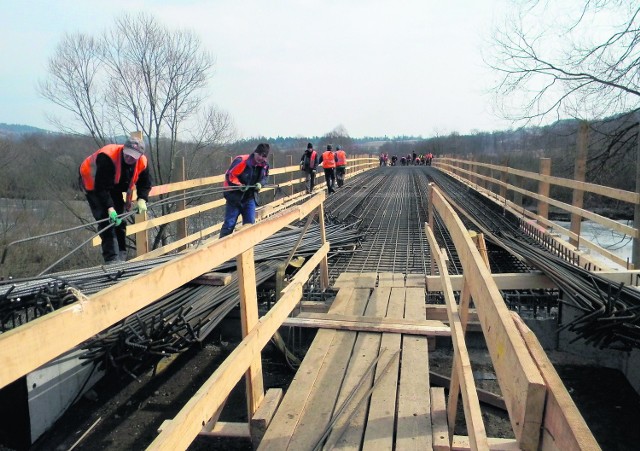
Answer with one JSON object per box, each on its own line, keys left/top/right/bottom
{"left": 381, "top": 152, "right": 433, "bottom": 167}
{"left": 79, "top": 138, "right": 347, "bottom": 264}
{"left": 299, "top": 143, "right": 347, "bottom": 195}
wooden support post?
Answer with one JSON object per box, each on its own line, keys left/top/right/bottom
{"left": 176, "top": 156, "right": 188, "bottom": 251}
{"left": 633, "top": 111, "right": 640, "bottom": 266}
{"left": 431, "top": 387, "right": 450, "bottom": 451}
{"left": 250, "top": 388, "right": 283, "bottom": 448}
{"left": 513, "top": 174, "right": 523, "bottom": 207}
{"left": 317, "top": 203, "right": 330, "bottom": 290}
{"left": 570, "top": 123, "right": 588, "bottom": 248}
{"left": 236, "top": 247, "right": 265, "bottom": 416}
{"left": 500, "top": 160, "right": 508, "bottom": 200}
{"left": 537, "top": 158, "right": 551, "bottom": 224}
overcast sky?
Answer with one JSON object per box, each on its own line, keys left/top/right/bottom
{"left": 0, "top": 0, "right": 516, "bottom": 139}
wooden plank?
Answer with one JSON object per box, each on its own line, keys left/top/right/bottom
{"left": 511, "top": 313, "right": 600, "bottom": 451}
{"left": 431, "top": 188, "right": 546, "bottom": 450}
{"left": 396, "top": 286, "right": 432, "bottom": 450}
{"left": 405, "top": 274, "right": 426, "bottom": 287}
{"left": 298, "top": 301, "right": 330, "bottom": 313}
{"left": 284, "top": 289, "right": 371, "bottom": 450}
{"left": 426, "top": 272, "right": 556, "bottom": 292}
{"left": 282, "top": 313, "right": 450, "bottom": 336}
{"left": 363, "top": 287, "right": 404, "bottom": 448}
{"left": 378, "top": 272, "right": 404, "bottom": 287}
{"left": 431, "top": 387, "right": 450, "bottom": 451}
{"left": 191, "top": 272, "right": 232, "bottom": 286}
{"left": 451, "top": 436, "right": 520, "bottom": 450}
{"left": 426, "top": 305, "right": 479, "bottom": 323}
{"left": 198, "top": 421, "right": 251, "bottom": 438}
{"left": 322, "top": 287, "right": 391, "bottom": 449}
{"left": 250, "top": 388, "right": 283, "bottom": 448}
{"left": 0, "top": 194, "right": 326, "bottom": 390}
{"left": 333, "top": 272, "right": 378, "bottom": 288}
{"left": 258, "top": 287, "right": 358, "bottom": 450}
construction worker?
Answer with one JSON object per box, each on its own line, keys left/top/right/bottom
{"left": 300, "top": 142, "right": 319, "bottom": 194}
{"left": 320, "top": 144, "right": 337, "bottom": 194}
{"left": 79, "top": 137, "right": 152, "bottom": 264}
{"left": 335, "top": 145, "right": 347, "bottom": 187}
{"left": 220, "top": 143, "right": 270, "bottom": 238}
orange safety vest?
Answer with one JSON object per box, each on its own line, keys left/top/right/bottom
{"left": 79, "top": 144, "right": 148, "bottom": 203}
{"left": 322, "top": 151, "right": 336, "bottom": 169}
{"left": 335, "top": 150, "right": 347, "bottom": 167}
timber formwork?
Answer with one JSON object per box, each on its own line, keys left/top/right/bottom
{"left": 261, "top": 273, "right": 452, "bottom": 450}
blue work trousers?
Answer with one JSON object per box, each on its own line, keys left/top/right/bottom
{"left": 219, "top": 198, "right": 256, "bottom": 238}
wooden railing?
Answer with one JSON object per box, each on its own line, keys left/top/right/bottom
{"left": 92, "top": 155, "right": 378, "bottom": 259}
{"left": 0, "top": 193, "right": 330, "bottom": 451}
{"left": 434, "top": 156, "right": 639, "bottom": 269}
{"left": 426, "top": 183, "right": 599, "bottom": 451}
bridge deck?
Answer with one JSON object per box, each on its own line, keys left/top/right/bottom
{"left": 260, "top": 272, "right": 441, "bottom": 450}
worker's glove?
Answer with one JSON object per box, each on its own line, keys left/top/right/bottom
{"left": 240, "top": 185, "right": 249, "bottom": 192}
{"left": 255, "top": 183, "right": 262, "bottom": 192}
{"left": 108, "top": 210, "right": 122, "bottom": 227}
{"left": 136, "top": 199, "right": 147, "bottom": 214}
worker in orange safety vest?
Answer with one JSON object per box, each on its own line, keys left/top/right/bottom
{"left": 320, "top": 144, "right": 337, "bottom": 194}
{"left": 79, "top": 137, "right": 152, "bottom": 263}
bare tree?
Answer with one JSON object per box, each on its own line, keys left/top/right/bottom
{"left": 488, "top": 1, "right": 640, "bottom": 122}
{"left": 40, "top": 12, "right": 235, "bottom": 248}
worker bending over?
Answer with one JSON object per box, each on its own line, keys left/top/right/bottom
{"left": 220, "top": 143, "right": 270, "bottom": 238}
{"left": 79, "top": 137, "right": 152, "bottom": 264}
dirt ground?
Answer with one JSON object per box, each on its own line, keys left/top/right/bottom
{"left": 9, "top": 325, "right": 640, "bottom": 451}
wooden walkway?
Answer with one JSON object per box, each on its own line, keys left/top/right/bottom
{"left": 259, "top": 272, "right": 452, "bottom": 450}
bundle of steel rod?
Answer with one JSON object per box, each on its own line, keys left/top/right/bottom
{"left": 80, "top": 260, "right": 281, "bottom": 376}
{"left": 426, "top": 167, "right": 640, "bottom": 350}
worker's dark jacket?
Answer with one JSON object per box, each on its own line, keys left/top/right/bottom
{"left": 79, "top": 144, "right": 152, "bottom": 212}
{"left": 223, "top": 154, "right": 269, "bottom": 206}
{"left": 300, "top": 150, "right": 319, "bottom": 173}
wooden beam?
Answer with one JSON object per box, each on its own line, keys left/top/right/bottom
{"left": 431, "top": 387, "right": 450, "bottom": 451}
{"left": 191, "top": 272, "right": 232, "bottom": 286}
{"left": 511, "top": 313, "right": 600, "bottom": 451}
{"left": 282, "top": 312, "right": 450, "bottom": 336}
{"left": 237, "top": 248, "right": 264, "bottom": 416}
{"left": 426, "top": 272, "right": 556, "bottom": 292}
{"left": 429, "top": 371, "right": 506, "bottom": 411}
{"left": 451, "top": 436, "right": 520, "bottom": 451}
{"left": 147, "top": 245, "right": 329, "bottom": 450}
{"left": 250, "top": 388, "right": 283, "bottom": 449}
{"left": 431, "top": 187, "right": 546, "bottom": 450}
{"left": 396, "top": 286, "right": 432, "bottom": 449}
{"left": 0, "top": 194, "right": 325, "bottom": 389}
{"left": 198, "top": 422, "right": 251, "bottom": 438}
{"left": 425, "top": 233, "right": 488, "bottom": 450}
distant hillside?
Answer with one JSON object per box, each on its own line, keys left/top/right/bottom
{"left": 0, "top": 123, "right": 52, "bottom": 137}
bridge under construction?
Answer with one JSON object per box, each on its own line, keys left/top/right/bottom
{"left": 1, "top": 158, "right": 639, "bottom": 450}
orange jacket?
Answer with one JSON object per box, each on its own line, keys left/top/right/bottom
{"left": 80, "top": 144, "right": 148, "bottom": 192}
{"left": 321, "top": 151, "right": 336, "bottom": 169}
{"left": 335, "top": 150, "right": 347, "bottom": 167}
